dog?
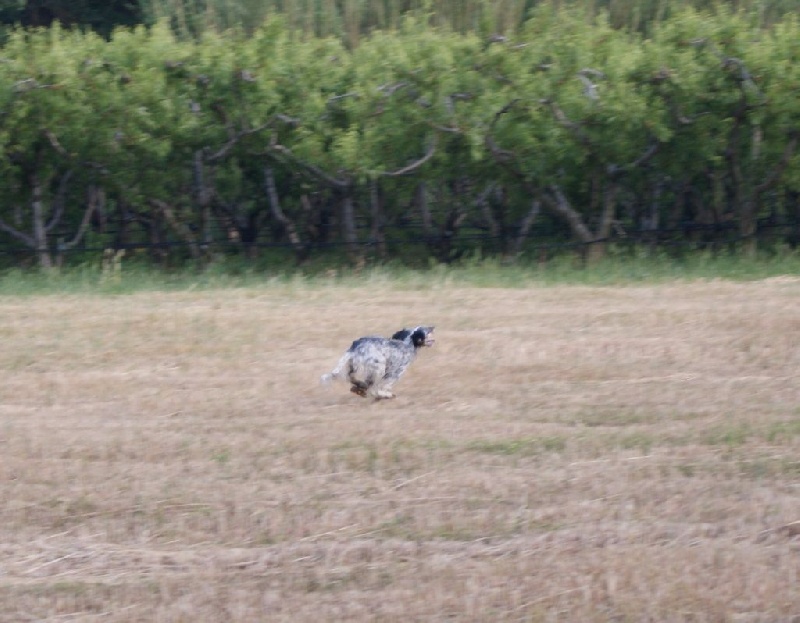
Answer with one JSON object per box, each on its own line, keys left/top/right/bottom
{"left": 320, "top": 326, "right": 435, "bottom": 399}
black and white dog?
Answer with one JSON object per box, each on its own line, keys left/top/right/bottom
{"left": 321, "top": 326, "right": 435, "bottom": 399}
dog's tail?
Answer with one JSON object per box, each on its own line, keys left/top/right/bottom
{"left": 320, "top": 352, "right": 351, "bottom": 386}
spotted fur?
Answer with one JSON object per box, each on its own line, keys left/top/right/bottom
{"left": 320, "top": 326, "right": 435, "bottom": 400}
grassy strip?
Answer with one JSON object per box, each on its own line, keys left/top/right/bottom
{"left": 1, "top": 248, "right": 799, "bottom": 295}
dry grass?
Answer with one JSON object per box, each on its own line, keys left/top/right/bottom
{"left": 0, "top": 278, "right": 798, "bottom": 622}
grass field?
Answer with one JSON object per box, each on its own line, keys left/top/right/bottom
{"left": 0, "top": 275, "right": 798, "bottom": 621}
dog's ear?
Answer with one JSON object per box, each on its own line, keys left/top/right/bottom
{"left": 391, "top": 329, "right": 411, "bottom": 341}
{"left": 410, "top": 326, "right": 435, "bottom": 348}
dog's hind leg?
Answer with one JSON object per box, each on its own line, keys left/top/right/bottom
{"left": 350, "top": 382, "right": 368, "bottom": 397}
{"left": 354, "top": 359, "right": 389, "bottom": 399}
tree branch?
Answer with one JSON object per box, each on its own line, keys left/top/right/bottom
{"left": 0, "top": 216, "right": 35, "bottom": 247}
{"left": 509, "top": 199, "right": 542, "bottom": 257}
{"left": 59, "top": 191, "right": 99, "bottom": 251}
{"left": 379, "top": 135, "right": 437, "bottom": 177}
{"left": 205, "top": 123, "right": 270, "bottom": 163}
{"left": 327, "top": 92, "right": 359, "bottom": 106}
{"left": 43, "top": 129, "right": 70, "bottom": 157}
{"left": 721, "top": 56, "right": 761, "bottom": 97}
{"left": 43, "top": 129, "right": 108, "bottom": 172}
{"left": 476, "top": 183, "right": 500, "bottom": 238}
{"left": 376, "top": 82, "right": 409, "bottom": 96}
{"left": 267, "top": 143, "right": 350, "bottom": 189}
{"left": 541, "top": 185, "right": 594, "bottom": 244}
{"left": 45, "top": 169, "right": 75, "bottom": 233}
{"left": 541, "top": 98, "right": 593, "bottom": 149}
{"left": 263, "top": 166, "right": 304, "bottom": 253}
{"left": 606, "top": 140, "right": 661, "bottom": 178}
{"left": 755, "top": 132, "right": 799, "bottom": 196}
{"left": 484, "top": 100, "right": 523, "bottom": 163}
{"left": 577, "top": 68, "right": 605, "bottom": 101}
{"left": 630, "top": 140, "right": 661, "bottom": 169}
{"left": 150, "top": 199, "right": 200, "bottom": 259}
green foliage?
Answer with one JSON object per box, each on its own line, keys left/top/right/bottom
{"left": 0, "top": 8, "right": 800, "bottom": 271}
{"left": 138, "top": 0, "right": 799, "bottom": 43}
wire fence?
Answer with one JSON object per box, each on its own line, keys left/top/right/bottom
{"left": 1, "top": 219, "right": 798, "bottom": 266}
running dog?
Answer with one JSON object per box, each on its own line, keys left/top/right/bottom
{"left": 320, "top": 326, "right": 435, "bottom": 399}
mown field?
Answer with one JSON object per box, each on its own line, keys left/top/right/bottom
{"left": 0, "top": 277, "right": 798, "bottom": 622}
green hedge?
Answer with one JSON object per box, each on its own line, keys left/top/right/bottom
{"left": 0, "top": 8, "right": 799, "bottom": 269}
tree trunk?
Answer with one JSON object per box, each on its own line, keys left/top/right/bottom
{"left": 264, "top": 166, "right": 307, "bottom": 262}
{"left": 339, "top": 194, "right": 362, "bottom": 267}
{"left": 30, "top": 173, "right": 53, "bottom": 270}
{"left": 542, "top": 184, "right": 617, "bottom": 264}
{"left": 438, "top": 206, "right": 467, "bottom": 263}
{"left": 135, "top": 212, "right": 168, "bottom": 266}
{"left": 542, "top": 184, "right": 594, "bottom": 263}
{"left": 642, "top": 181, "right": 662, "bottom": 256}
{"left": 506, "top": 199, "right": 541, "bottom": 261}
{"left": 369, "top": 180, "right": 387, "bottom": 259}
{"left": 789, "top": 191, "right": 800, "bottom": 248}
{"left": 55, "top": 185, "right": 101, "bottom": 266}
{"left": 479, "top": 188, "right": 500, "bottom": 240}
{"left": 151, "top": 199, "right": 201, "bottom": 262}
{"left": 416, "top": 183, "right": 433, "bottom": 239}
{"left": 739, "top": 198, "right": 758, "bottom": 258}
{"left": 588, "top": 181, "right": 620, "bottom": 262}
{"left": 193, "top": 151, "right": 215, "bottom": 259}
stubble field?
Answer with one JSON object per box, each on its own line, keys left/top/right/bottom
{"left": 0, "top": 277, "right": 798, "bottom": 622}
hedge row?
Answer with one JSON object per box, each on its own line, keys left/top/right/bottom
{"left": 0, "top": 8, "right": 799, "bottom": 268}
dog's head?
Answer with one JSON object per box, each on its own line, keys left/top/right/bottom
{"left": 392, "top": 326, "right": 435, "bottom": 348}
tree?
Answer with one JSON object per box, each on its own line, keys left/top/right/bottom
{"left": 0, "top": 25, "right": 114, "bottom": 268}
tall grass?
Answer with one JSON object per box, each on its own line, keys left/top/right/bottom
{"left": 139, "top": 0, "right": 796, "bottom": 43}
{"left": 2, "top": 248, "right": 799, "bottom": 295}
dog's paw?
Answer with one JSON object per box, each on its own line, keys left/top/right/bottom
{"left": 320, "top": 373, "right": 334, "bottom": 386}
{"left": 350, "top": 385, "right": 368, "bottom": 397}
